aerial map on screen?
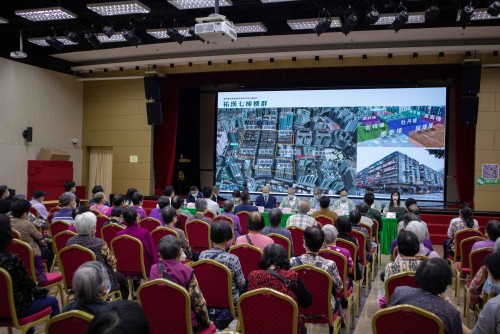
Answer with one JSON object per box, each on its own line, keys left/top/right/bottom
{"left": 215, "top": 88, "right": 446, "bottom": 201}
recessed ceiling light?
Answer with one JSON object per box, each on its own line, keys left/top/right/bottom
{"left": 373, "top": 12, "right": 425, "bottom": 25}
{"left": 456, "top": 8, "right": 500, "bottom": 21}
{"left": 96, "top": 32, "right": 127, "bottom": 43}
{"left": 287, "top": 18, "right": 342, "bottom": 30}
{"left": 28, "top": 37, "right": 78, "bottom": 46}
{"left": 87, "top": 1, "right": 150, "bottom": 16}
{"left": 167, "top": 0, "right": 232, "bottom": 10}
{"left": 0, "top": 17, "right": 9, "bottom": 24}
{"left": 234, "top": 22, "right": 267, "bottom": 33}
{"left": 146, "top": 28, "right": 190, "bottom": 39}
{"left": 15, "top": 7, "right": 77, "bottom": 21}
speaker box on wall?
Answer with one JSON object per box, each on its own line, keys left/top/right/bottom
{"left": 459, "top": 96, "right": 479, "bottom": 125}
{"left": 146, "top": 102, "right": 163, "bottom": 125}
{"left": 22, "top": 127, "right": 33, "bottom": 142}
{"left": 460, "top": 62, "right": 481, "bottom": 94}
{"left": 144, "top": 76, "right": 161, "bottom": 100}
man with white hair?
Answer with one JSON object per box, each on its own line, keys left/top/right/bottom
{"left": 286, "top": 200, "right": 317, "bottom": 229}
{"left": 279, "top": 187, "right": 301, "bottom": 213}
{"left": 309, "top": 187, "right": 323, "bottom": 211}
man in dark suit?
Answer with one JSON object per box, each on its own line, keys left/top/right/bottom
{"left": 210, "top": 185, "right": 227, "bottom": 203}
{"left": 254, "top": 186, "right": 276, "bottom": 209}
{"left": 363, "top": 192, "right": 383, "bottom": 232}
{"left": 186, "top": 185, "right": 203, "bottom": 203}
{"left": 233, "top": 190, "right": 258, "bottom": 214}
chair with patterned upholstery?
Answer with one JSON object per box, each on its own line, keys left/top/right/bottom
{"left": 49, "top": 220, "right": 70, "bottom": 238}
{"left": 176, "top": 213, "right": 189, "bottom": 234}
{"left": 384, "top": 271, "right": 418, "bottom": 302}
{"left": 236, "top": 211, "right": 251, "bottom": 235}
{"left": 292, "top": 264, "right": 341, "bottom": 334}
{"left": 138, "top": 278, "right": 217, "bottom": 334}
{"left": 314, "top": 215, "right": 334, "bottom": 226}
{"left": 58, "top": 245, "right": 96, "bottom": 306}
{"left": 372, "top": 304, "right": 444, "bottom": 334}
{"left": 0, "top": 268, "right": 52, "bottom": 334}
{"left": 111, "top": 235, "right": 148, "bottom": 298}
{"left": 336, "top": 239, "right": 361, "bottom": 315}
{"left": 238, "top": 288, "right": 298, "bottom": 334}
{"left": 185, "top": 219, "right": 211, "bottom": 253}
{"left": 455, "top": 236, "right": 486, "bottom": 305}
{"left": 229, "top": 244, "right": 263, "bottom": 280}
{"left": 351, "top": 229, "right": 371, "bottom": 296}
{"left": 190, "top": 260, "right": 236, "bottom": 321}
{"left": 287, "top": 226, "right": 306, "bottom": 257}
{"left": 100, "top": 224, "right": 125, "bottom": 247}
{"left": 45, "top": 310, "right": 94, "bottom": 334}
{"left": 138, "top": 217, "right": 162, "bottom": 234}
{"left": 267, "top": 233, "right": 292, "bottom": 258}
{"left": 151, "top": 226, "right": 179, "bottom": 246}
{"left": 319, "top": 248, "right": 356, "bottom": 333}
{"left": 94, "top": 215, "right": 111, "bottom": 239}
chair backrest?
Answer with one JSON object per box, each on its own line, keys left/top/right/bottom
{"left": 238, "top": 288, "right": 298, "bottom": 334}
{"left": 89, "top": 209, "right": 101, "bottom": 216}
{"left": 59, "top": 245, "right": 96, "bottom": 291}
{"left": 29, "top": 206, "right": 40, "bottom": 218}
{"left": 204, "top": 210, "right": 216, "bottom": 220}
{"left": 151, "top": 226, "right": 179, "bottom": 247}
{"left": 139, "top": 217, "right": 163, "bottom": 234}
{"left": 384, "top": 271, "right": 418, "bottom": 301}
{"left": 100, "top": 224, "right": 125, "bottom": 247}
{"left": 236, "top": 211, "right": 251, "bottom": 235}
{"left": 49, "top": 220, "right": 70, "bottom": 237}
{"left": 351, "top": 229, "right": 367, "bottom": 264}
{"left": 176, "top": 213, "right": 189, "bottom": 233}
{"left": 213, "top": 215, "right": 235, "bottom": 241}
{"left": 0, "top": 267, "right": 23, "bottom": 327}
{"left": 459, "top": 236, "right": 486, "bottom": 271}
{"left": 454, "top": 229, "right": 483, "bottom": 261}
{"left": 229, "top": 244, "right": 263, "bottom": 280}
{"left": 190, "top": 259, "right": 236, "bottom": 318}
{"left": 391, "top": 246, "right": 399, "bottom": 262}
{"left": 469, "top": 247, "right": 493, "bottom": 278}
{"left": 110, "top": 235, "right": 148, "bottom": 280}
{"left": 11, "top": 228, "right": 21, "bottom": 240}
{"left": 137, "top": 278, "right": 193, "bottom": 334}
{"left": 53, "top": 230, "right": 77, "bottom": 255}
{"left": 372, "top": 305, "right": 444, "bottom": 334}
{"left": 314, "top": 215, "right": 333, "bottom": 226}
{"left": 185, "top": 219, "right": 211, "bottom": 252}
{"left": 287, "top": 226, "right": 306, "bottom": 257}
{"left": 359, "top": 222, "right": 373, "bottom": 240}
{"left": 292, "top": 265, "right": 333, "bottom": 323}
{"left": 267, "top": 233, "right": 291, "bottom": 258}
{"left": 371, "top": 218, "right": 380, "bottom": 244}
{"left": 49, "top": 206, "right": 61, "bottom": 214}
{"left": 6, "top": 239, "right": 37, "bottom": 282}
{"left": 45, "top": 310, "right": 94, "bottom": 334}
{"left": 336, "top": 239, "right": 358, "bottom": 280}
{"left": 95, "top": 215, "right": 111, "bottom": 239}
{"left": 319, "top": 249, "right": 350, "bottom": 298}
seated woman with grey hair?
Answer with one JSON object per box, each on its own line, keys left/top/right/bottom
{"left": 395, "top": 221, "right": 440, "bottom": 261}
{"left": 66, "top": 212, "right": 129, "bottom": 300}
{"left": 322, "top": 224, "right": 354, "bottom": 274}
{"left": 62, "top": 261, "right": 110, "bottom": 315}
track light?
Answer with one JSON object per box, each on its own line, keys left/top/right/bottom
{"left": 248, "top": 59, "right": 253, "bottom": 64}
{"left": 341, "top": 13, "right": 357, "bottom": 35}
{"left": 315, "top": 56, "right": 319, "bottom": 61}
{"left": 85, "top": 32, "right": 101, "bottom": 49}
{"left": 170, "top": 63, "right": 174, "bottom": 68}
{"left": 439, "top": 52, "right": 444, "bottom": 58}
{"left": 487, "top": 1, "right": 500, "bottom": 17}
{"left": 208, "top": 60, "right": 212, "bottom": 66}
{"left": 388, "top": 53, "right": 393, "bottom": 59}
{"left": 459, "top": 5, "right": 474, "bottom": 29}
{"left": 425, "top": 5, "right": 440, "bottom": 22}
{"left": 270, "top": 58, "right": 274, "bottom": 63}
{"left": 167, "top": 28, "right": 184, "bottom": 44}
{"left": 45, "top": 36, "right": 64, "bottom": 50}
{"left": 391, "top": 9, "right": 409, "bottom": 32}
{"left": 494, "top": 51, "right": 499, "bottom": 57}
{"left": 65, "top": 31, "right": 79, "bottom": 43}
{"left": 119, "top": 67, "right": 123, "bottom": 71}
{"left": 188, "top": 62, "right": 192, "bottom": 67}
{"left": 122, "top": 29, "right": 141, "bottom": 46}
{"left": 314, "top": 17, "right": 331, "bottom": 36}
{"left": 338, "top": 55, "right": 344, "bottom": 61}
{"left": 366, "top": 7, "right": 379, "bottom": 24}
{"left": 103, "top": 26, "right": 115, "bottom": 38}
{"left": 227, "top": 59, "right": 232, "bottom": 64}
{"left": 413, "top": 52, "right": 418, "bottom": 59}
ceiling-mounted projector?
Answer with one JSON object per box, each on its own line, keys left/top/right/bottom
{"left": 194, "top": 14, "right": 237, "bottom": 44}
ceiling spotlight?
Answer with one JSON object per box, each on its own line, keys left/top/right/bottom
{"left": 122, "top": 29, "right": 141, "bottom": 46}
{"left": 208, "top": 60, "right": 212, "bottom": 66}
{"left": 270, "top": 58, "right": 274, "bottom": 63}
{"left": 119, "top": 67, "right": 124, "bottom": 71}
{"left": 89, "top": 70, "right": 93, "bottom": 75}
{"left": 487, "top": 1, "right": 500, "bottom": 17}
{"left": 188, "top": 62, "right": 192, "bottom": 67}
{"left": 366, "top": 7, "right": 379, "bottom": 24}
{"left": 248, "top": 59, "right": 253, "bottom": 64}
{"left": 227, "top": 59, "right": 232, "bottom": 64}
{"left": 341, "top": 13, "right": 357, "bottom": 35}
{"left": 85, "top": 32, "right": 101, "bottom": 49}
{"left": 413, "top": 52, "right": 418, "bottom": 59}
{"left": 362, "top": 54, "right": 367, "bottom": 60}
{"left": 459, "top": 5, "right": 474, "bottom": 29}
{"left": 167, "top": 28, "right": 184, "bottom": 44}
{"left": 315, "top": 56, "right": 320, "bottom": 61}
{"left": 439, "top": 52, "right": 444, "bottom": 58}
{"left": 391, "top": 9, "right": 409, "bottom": 32}
{"left": 388, "top": 53, "right": 393, "bottom": 59}
{"left": 292, "top": 56, "right": 297, "bottom": 62}
{"left": 314, "top": 16, "right": 332, "bottom": 36}
{"left": 66, "top": 31, "right": 79, "bottom": 43}
{"left": 104, "top": 68, "right": 108, "bottom": 72}
{"left": 170, "top": 63, "right": 174, "bottom": 68}
{"left": 494, "top": 51, "right": 499, "bottom": 57}
{"left": 339, "top": 55, "right": 344, "bottom": 61}
{"left": 103, "top": 26, "right": 115, "bottom": 38}
{"left": 135, "top": 66, "right": 139, "bottom": 70}
{"left": 425, "top": 5, "right": 439, "bottom": 22}
{"left": 45, "top": 35, "right": 64, "bottom": 50}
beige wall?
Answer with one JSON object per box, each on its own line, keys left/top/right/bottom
{"left": 82, "top": 79, "right": 152, "bottom": 196}
{"left": 0, "top": 58, "right": 83, "bottom": 196}
{"left": 474, "top": 67, "right": 500, "bottom": 211}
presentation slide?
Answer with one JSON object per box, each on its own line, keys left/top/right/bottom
{"left": 215, "top": 87, "right": 447, "bottom": 201}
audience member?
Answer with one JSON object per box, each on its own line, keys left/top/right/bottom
{"left": 445, "top": 206, "right": 479, "bottom": 258}
{"left": 262, "top": 208, "right": 293, "bottom": 249}
{"left": 88, "top": 185, "right": 109, "bottom": 206}
{"left": 149, "top": 196, "right": 169, "bottom": 225}
{"left": 131, "top": 192, "right": 147, "bottom": 219}
{"left": 233, "top": 190, "right": 258, "bottom": 214}
{"left": 53, "top": 192, "right": 76, "bottom": 224}
{"left": 187, "top": 199, "right": 213, "bottom": 225}
{"left": 231, "top": 190, "right": 242, "bottom": 206}
{"left": 469, "top": 238, "right": 500, "bottom": 309}
{"left": 472, "top": 252, "right": 500, "bottom": 334}
{"left": 336, "top": 216, "right": 362, "bottom": 280}
{"left": 186, "top": 185, "right": 203, "bottom": 203}
{"left": 211, "top": 185, "right": 226, "bottom": 203}
{"left": 30, "top": 190, "right": 49, "bottom": 220}
{"left": 311, "top": 196, "right": 338, "bottom": 223}
{"left": 220, "top": 200, "right": 242, "bottom": 239}
{"left": 202, "top": 186, "right": 220, "bottom": 215}
{"left": 363, "top": 191, "right": 383, "bottom": 231}
{"left": 365, "top": 187, "right": 382, "bottom": 212}
{"left": 67, "top": 212, "right": 129, "bottom": 299}
{"left": 160, "top": 206, "right": 192, "bottom": 259}
{"left": 391, "top": 213, "right": 434, "bottom": 255}
{"left": 64, "top": 180, "right": 80, "bottom": 206}
{"left": 349, "top": 210, "right": 372, "bottom": 259}
{"left": 163, "top": 185, "right": 175, "bottom": 205}
{"left": 149, "top": 235, "right": 213, "bottom": 331}
{"left": 322, "top": 224, "right": 353, "bottom": 273}
{"left": 62, "top": 261, "right": 110, "bottom": 315}
{"left": 123, "top": 188, "right": 137, "bottom": 206}
{"left": 254, "top": 186, "right": 276, "bottom": 209}
{"left": 278, "top": 187, "right": 300, "bottom": 213}
{"left": 87, "top": 300, "right": 150, "bottom": 334}
{"left": 383, "top": 190, "right": 401, "bottom": 214}
{"left": 171, "top": 195, "right": 192, "bottom": 217}
{"left": 0, "top": 185, "right": 10, "bottom": 200}
{"left": 405, "top": 204, "right": 430, "bottom": 237}
{"left": 235, "top": 212, "right": 274, "bottom": 250}
{"left": 331, "top": 188, "right": 356, "bottom": 213}
{"left": 286, "top": 200, "right": 317, "bottom": 229}
{"left": 107, "top": 207, "right": 124, "bottom": 226}
{"left": 403, "top": 221, "right": 439, "bottom": 259}
{"left": 472, "top": 220, "right": 500, "bottom": 252}
{"left": 89, "top": 192, "right": 109, "bottom": 216}
{"left": 105, "top": 194, "right": 125, "bottom": 217}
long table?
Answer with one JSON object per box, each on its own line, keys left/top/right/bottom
{"left": 183, "top": 207, "right": 398, "bottom": 255}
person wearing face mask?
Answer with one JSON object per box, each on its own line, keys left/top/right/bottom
{"left": 210, "top": 185, "right": 227, "bottom": 203}
{"left": 232, "top": 190, "right": 243, "bottom": 206}
{"left": 308, "top": 187, "right": 322, "bottom": 211}
{"left": 279, "top": 187, "right": 301, "bottom": 213}
{"left": 254, "top": 186, "right": 277, "bottom": 209}
{"left": 383, "top": 190, "right": 401, "bottom": 214}
{"left": 186, "top": 185, "right": 203, "bottom": 204}
{"left": 53, "top": 192, "right": 77, "bottom": 224}
{"left": 330, "top": 188, "right": 356, "bottom": 213}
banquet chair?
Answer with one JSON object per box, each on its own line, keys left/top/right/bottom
{"left": 138, "top": 217, "right": 162, "bottom": 234}
{"left": 372, "top": 305, "right": 444, "bottom": 334}
{"left": 267, "top": 233, "right": 292, "bottom": 258}
{"left": 151, "top": 226, "right": 180, "bottom": 246}
{"left": 371, "top": 218, "right": 381, "bottom": 269}
{"left": 49, "top": 220, "right": 70, "bottom": 238}
{"left": 213, "top": 215, "right": 235, "bottom": 243}
{"left": 336, "top": 239, "right": 361, "bottom": 316}
{"left": 236, "top": 211, "right": 251, "bottom": 235}
{"left": 314, "top": 215, "right": 334, "bottom": 226}
{"left": 45, "top": 310, "right": 94, "bottom": 334}
{"left": 94, "top": 215, "right": 111, "bottom": 239}
{"left": 359, "top": 222, "right": 377, "bottom": 281}
{"left": 351, "top": 229, "right": 371, "bottom": 296}
{"left": 384, "top": 271, "right": 418, "bottom": 302}
{"left": 100, "top": 224, "right": 125, "bottom": 247}
{"left": 204, "top": 210, "right": 217, "bottom": 220}
{"left": 51, "top": 230, "right": 77, "bottom": 272}
{"left": 176, "top": 213, "right": 189, "bottom": 234}
{"left": 287, "top": 226, "right": 306, "bottom": 257}
{"left": 229, "top": 244, "right": 262, "bottom": 280}
{"left": 185, "top": 219, "right": 211, "bottom": 252}
{"left": 455, "top": 236, "right": 486, "bottom": 305}
{"left": 11, "top": 229, "right": 21, "bottom": 240}
{"left": 449, "top": 229, "right": 484, "bottom": 264}
{"left": 29, "top": 206, "right": 40, "bottom": 219}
